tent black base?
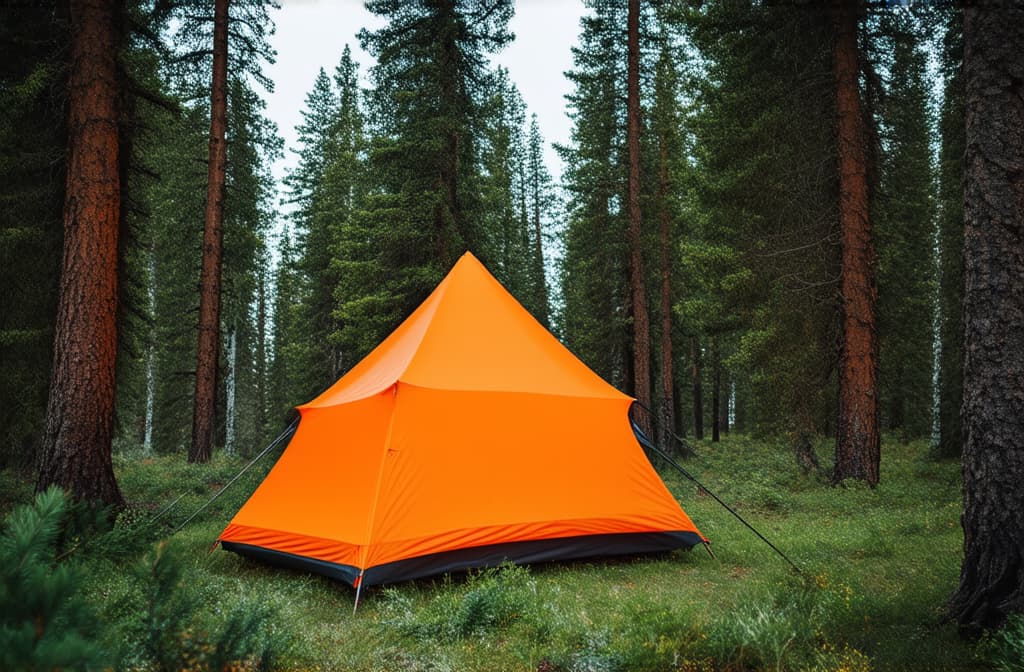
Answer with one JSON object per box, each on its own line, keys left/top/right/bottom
{"left": 221, "top": 530, "right": 703, "bottom": 588}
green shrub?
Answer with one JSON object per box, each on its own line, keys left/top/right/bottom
{"left": 700, "top": 573, "right": 861, "bottom": 671}
{"left": 381, "top": 563, "right": 539, "bottom": 642}
{"left": 0, "top": 487, "right": 107, "bottom": 670}
{"left": 114, "top": 541, "right": 290, "bottom": 671}
{"left": 984, "top": 614, "right": 1024, "bottom": 672}
{"left": 606, "top": 599, "right": 706, "bottom": 671}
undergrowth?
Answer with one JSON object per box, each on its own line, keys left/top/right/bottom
{"left": 0, "top": 435, "right": 1003, "bottom": 670}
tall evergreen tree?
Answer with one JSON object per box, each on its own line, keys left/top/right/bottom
{"left": 683, "top": 0, "right": 837, "bottom": 447}
{"left": 190, "top": 0, "right": 230, "bottom": 464}
{"left": 524, "top": 114, "right": 554, "bottom": 327}
{"left": 479, "top": 67, "right": 529, "bottom": 297}
{"left": 832, "top": 0, "right": 879, "bottom": 486}
{"left": 334, "top": 0, "right": 513, "bottom": 364}
{"left": 949, "top": 1, "right": 1024, "bottom": 631}
{"left": 37, "top": 0, "right": 124, "bottom": 505}
{"left": 166, "top": 0, "right": 277, "bottom": 462}
{"left": 269, "top": 229, "right": 306, "bottom": 424}
{"left": 626, "top": 0, "right": 652, "bottom": 434}
{"left": 559, "top": 1, "right": 629, "bottom": 388}
{"left": 286, "top": 46, "right": 366, "bottom": 389}
{"left": 872, "top": 9, "right": 937, "bottom": 441}
{"left": 652, "top": 41, "right": 684, "bottom": 447}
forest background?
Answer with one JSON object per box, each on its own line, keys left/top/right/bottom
{"left": 1, "top": 0, "right": 1022, "bottom": 669}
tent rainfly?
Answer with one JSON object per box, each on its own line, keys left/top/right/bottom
{"left": 217, "top": 252, "right": 705, "bottom": 588}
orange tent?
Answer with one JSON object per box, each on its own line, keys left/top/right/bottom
{"left": 218, "top": 252, "right": 704, "bottom": 587}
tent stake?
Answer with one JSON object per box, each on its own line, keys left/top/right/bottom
{"left": 352, "top": 572, "right": 365, "bottom": 615}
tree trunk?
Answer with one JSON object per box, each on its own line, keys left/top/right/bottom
{"left": 37, "top": 0, "right": 124, "bottom": 507}
{"left": 832, "top": 0, "right": 879, "bottom": 486}
{"left": 657, "top": 131, "right": 676, "bottom": 452}
{"left": 711, "top": 339, "right": 720, "bottom": 443}
{"left": 949, "top": 2, "right": 1024, "bottom": 631}
{"left": 190, "top": 0, "right": 229, "bottom": 464}
{"left": 626, "top": 0, "right": 651, "bottom": 435}
{"left": 256, "top": 261, "right": 268, "bottom": 438}
{"left": 225, "top": 325, "right": 236, "bottom": 455}
{"left": 691, "top": 335, "right": 703, "bottom": 440}
{"left": 143, "top": 246, "right": 156, "bottom": 456}
{"left": 532, "top": 161, "right": 549, "bottom": 327}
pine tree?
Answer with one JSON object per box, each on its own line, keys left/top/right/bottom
{"left": 524, "top": 115, "right": 554, "bottom": 327}
{"left": 148, "top": 103, "right": 207, "bottom": 455}
{"left": 190, "top": 0, "right": 230, "bottom": 464}
{"left": 948, "top": 1, "right": 1024, "bottom": 631}
{"left": 334, "top": 0, "right": 513, "bottom": 365}
{"left": 37, "top": 0, "right": 124, "bottom": 505}
{"left": 872, "top": 9, "right": 937, "bottom": 442}
{"left": 220, "top": 78, "right": 280, "bottom": 452}
{"left": 164, "top": 0, "right": 277, "bottom": 463}
{"left": 683, "top": 0, "right": 837, "bottom": 445}
{"left": 479, "top": 68, "right": 530, "bottom": 296}
{"left": 0, "top": 488, "right": 106, "bottom": 669}
{"left": 651, "top": 40, "right": 684, "bottom": 447}
{"left": 626, "top": 0, "right": 652, "bottom": 433}
{"left": 269, "top": 229, "right": 306, "bottom": 424}
{"left": 832, "top": 0, "right": 880, "bottom": 486}
{"left": 284, "top": 47, "right": 366, "bottom": 402}
{"left": 559, "top": 1, "right": 629, "bottom": 388}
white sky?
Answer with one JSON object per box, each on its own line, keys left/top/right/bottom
{"left": 264, "top": 0, "right": 586, "bottom": 208}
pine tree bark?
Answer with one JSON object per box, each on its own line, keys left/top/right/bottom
{"left": 190, "top": 0, "right": 229, "bottom": 464}
{"left": 658, "top": 132, "right": 675, "bottom": 452}
{"left": 691, "top": 335, "right": 704, "bottom": 440}
{"left": 37, "top": 0, "right": 124, "bottom": 506}
{"left": 832, "top": 0, "right": 879, "bottom": 486}
{"left": 626, "top": 0, "right": 651, "bottom": 435}
{"left": 948, "top": 2, "right": 1024, "bottom": 631}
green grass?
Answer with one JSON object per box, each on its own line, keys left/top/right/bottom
{"left": 1, "top": 436, "right": 985, "bottom": 670}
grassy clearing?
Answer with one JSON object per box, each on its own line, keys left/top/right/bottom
{"left": 1, "top": 435, "right": 985, "bottom": 670}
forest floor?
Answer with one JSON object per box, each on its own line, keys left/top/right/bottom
{"left": 1, "top": 435, "right": 989, "bottom": 671}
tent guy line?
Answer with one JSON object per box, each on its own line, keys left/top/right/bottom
{"left": 630, "top": 406, "right": 804, "bottom": 576}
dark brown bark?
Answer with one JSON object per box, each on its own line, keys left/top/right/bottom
{"left": 37, "top": 0, "right": 124, "bottom": 507}
{"left": 691, "top": 335, "right": 703, "bottom": 440}
{"left": 657, "top": 132, "right": 676, "bottom": 451}
{"left": 626, "top": 0, "right": 651, "bottom": 435}
{"left": 832, "top": 0, "right": 879, "bottom": 487}
{"left": 190, "top": 0, "right": 229, "bottom": 464}
{"left": 711, "top": 339, "right": 720, "bottom": 443}
{"left": 949, "top": 2, "right": 1024, "bottom": 631}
